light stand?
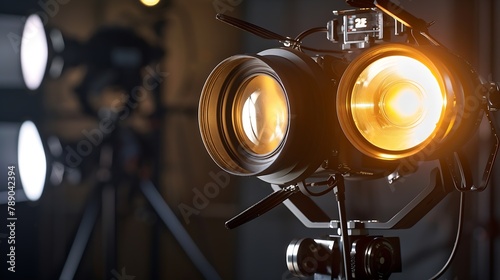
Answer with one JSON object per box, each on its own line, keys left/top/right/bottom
{"left": 58, "top": 128, "right": 118, "bottom": 280}
{"left": 282, "top": 165, "right": 452, "bottom": 279}
{"left": 57, "top": 24, "right": 221, "bottom": 280}
{"left": 59, "top": 121, "right": 221, "bottom": 280}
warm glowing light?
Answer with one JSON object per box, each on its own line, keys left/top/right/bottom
{"left": 235, "top": 74, "right": 288, "bottom": 155}
{"left": 20, "top": 14, "right": 48, "bottom": 90}
{"left": 350, "top": 55, "right": 444, "bottom": 153}
{"left": 383, "top": 82, "right": 424, "bottom": 126}
{"left": 18, "top": 121, "right": 46, "bottom": 201}
{"left": 338, "top": 44, "right": 482, "bottom": 161}
{"left": 140, "top": 0, "right": 160, "bottom": 7}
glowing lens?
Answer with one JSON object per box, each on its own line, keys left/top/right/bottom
{"left": 350, "top": 56, "right": 444, "bottom": 154}
{"left": 199, "top": 48, "right": 334, "bottom": 184}
{"left": 234, "top": 75, "right": 288, "bottom": 155}
{"left": 140, "top": 0, "right": 160, "bottom": 6}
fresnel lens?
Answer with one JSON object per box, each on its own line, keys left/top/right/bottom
{"left": 199, "top": 48, "right": 336, "bottom": 185}
{"left": 198, "top": 1, "right": 500, "bottom": 279}
{"left": 337, "top": 44, "right": 483, "bottom": 161}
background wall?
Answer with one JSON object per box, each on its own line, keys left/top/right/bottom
{"left": 0, "top": 0, "right": 498, "bottom": 279}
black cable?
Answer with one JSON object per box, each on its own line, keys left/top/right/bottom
{"left": 293, "top": 27, "right": 350, "bottom": 54}
{"left": 308, "top": 186, "right": 335, "bottom": 196}
{"left": 304, "top": 182, "right": 335, "bottom": 197}
{"left": 294, "top": 26, "right": 327, "bottom": 42}
{"left": 332, "top": 175, "right": 352, "bottom": 280}
{"left": 428, "top": 192, "right": 465, "bottom": 280}
{"left": 299, "top": 45, "right": 349, "bottom": 54}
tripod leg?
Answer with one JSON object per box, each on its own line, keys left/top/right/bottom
{"left": 139, "top": 180, "right": 221, "bottom": 280}
{"left": 102, "top": 183, "right": 116, "bottom": 280}
{"left": 60, "top": 190, "right": 100, "bottom": 280}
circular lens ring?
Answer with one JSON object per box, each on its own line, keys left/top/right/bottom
{"left": 337, "top": 44, "right": 479, "bottom": 161}
{"left": 350, "top": 55, "right": 445, "bottom": 152}
{"left": 199, "top": 48, "right": 335, "bottom": 184}
{"left": 199, "top": 56, "right": 283, "bottom": 175}
{"left": 364, "top": 238, "right": 396, "bottom": 278}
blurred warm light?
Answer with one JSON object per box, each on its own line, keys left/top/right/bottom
{"left": 140, "top": 0, "right": 160, "bottom": 7}
{"left": 350, "top": 56, "right": 444, "bottom": 153}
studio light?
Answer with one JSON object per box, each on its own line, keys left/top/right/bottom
{"left": 0, "top": 14, "right": 48, "bottom": 90}
{"left": 337, "top": 43, "right": 482, "bottom": 161}
{"left": 199, "top": 48, "right": 335, "bottom": 185}
{"left": 0, "top": 120, "right": 47, "bottom": 202}
{"left": 21, "top": 14, "right": 49, "bottom": 90}
{"left": 198, "top": 1, "right": 500, "bottom": 279}
{"left": 200, "top": 7, "right": 494, "bottom": 186}
{"left": 0, "top": 120, "right": 68, "bottom": 205}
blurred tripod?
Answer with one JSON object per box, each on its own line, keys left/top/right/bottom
{"left": 58, "top": 122, "right": 221, "bottom": 280}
